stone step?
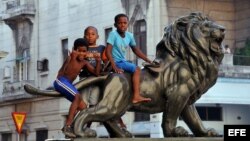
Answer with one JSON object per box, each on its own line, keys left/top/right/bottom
{"left": 45, "top": 137, "right": 223, "bottom": 141}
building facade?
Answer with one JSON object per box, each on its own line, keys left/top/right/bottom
{"left": 0, "top": 0, "right": 250, "bottom": 140}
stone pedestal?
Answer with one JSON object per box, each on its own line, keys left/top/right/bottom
{"left": 45, "top": 137, "right": 224, "bottom": 141}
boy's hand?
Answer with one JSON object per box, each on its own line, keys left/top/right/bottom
{"left": 112, "top": 65, "right": 124, "bottom": 74}
{"left": 93, "top": 53, "right": 100, "bottom": 58}
{"left": 94, "top": 54, "right": 101, "bottom": 62}
{"left": 95, "top": 56, "right": 101, "bottom": 62}
{"left": 86, "top": 53, "right": 93, "bottom": 58}
{"left": 86, "top": 52, "right": 100, "bottom": 58}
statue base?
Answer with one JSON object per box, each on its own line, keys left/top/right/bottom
{"left": 70, "top": 137, "right": 223, "bottom": 141}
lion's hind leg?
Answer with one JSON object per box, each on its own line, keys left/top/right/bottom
{"left": 73, "top": 75, "right": 131, "bottom": 137}
{"left": 103, "top": 120, "right": 133, "bottom": 138}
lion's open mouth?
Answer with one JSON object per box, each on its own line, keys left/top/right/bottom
{"left": 210, "top": 34, "right": 224, "bottom": 58}
{"left": 211, "top": 30, "right": 225, "bottom": 52}
{"left": 215, "top": 37, "right": 223, "bottom": 45}
{"left": 213, "top": 30, "right": 225, "bottom": 44}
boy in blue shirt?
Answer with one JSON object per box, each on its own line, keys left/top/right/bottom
{"left": 106, "top": 13, "right": 152, "bottom": 104}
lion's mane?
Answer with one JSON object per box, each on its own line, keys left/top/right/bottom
{"left": 157, "top": 12, "right": 224, "bottom": 104}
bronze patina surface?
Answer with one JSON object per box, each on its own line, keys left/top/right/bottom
{"left": 25, "top": 12, "right": 225, "bottom": 138}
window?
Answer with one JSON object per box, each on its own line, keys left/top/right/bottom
{"left": 20, "top": 132, "right": 27, "bottom": 141}
{"left": 134, "top": 20, "right": 147, "bottom": 55}
{"left": 134, "top": 134, "right": 150, "bottom": 138}
{"left": 61, "top": 38, "right": 68, "bottom": 61}
{"left": 99, "top": 136, "right": 109, "bottom": 138}
{"left": 134, "top": 112, "right": 150, "bottom": 122}
{"left": 36, "top": 129, "right": 48, "bottom": 141}
{"left": 3, "top": 66, "right": 11, "bottom": 78}
{"left": 6, "top": 0, "right": 19, "bottom": 10}
{"left": 16, "top": 61, "right": 24, "bottom": 81}
{"left": 15, "top": 49, "right": 30, "bottom": 81}
{"left": 196, "top": 106, "right": 222, "bottom": 121}
{"left": 37, "top": 59, "right": 49, "bottom": 72}
{"left": 42, "top": 59, "right": 49, "bottom": 71}
{"left": 1, "top": 133, "right": 12, "bottom": 141}
{"left": 105, "top": 27, "right": 112, "bottom": 45}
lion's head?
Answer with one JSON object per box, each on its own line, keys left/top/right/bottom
{"left": 155, "top": 12, "right": 225, "bottom": 104}
{"left": 156, "top": 12, "right": 225, "bottom": 73}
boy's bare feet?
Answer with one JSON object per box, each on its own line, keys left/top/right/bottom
{"left": 132, "top": 95, "right": 151, "bottom": 104}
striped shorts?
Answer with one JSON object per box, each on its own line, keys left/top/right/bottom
{"left": 53, "top": 76, "right": 79, "bottom": 102}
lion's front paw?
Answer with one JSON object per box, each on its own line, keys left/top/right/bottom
{"left": 195, "top": 128, "right": 219, "bottom": 137}
{"left": 121, "top": 127, "right": 133, "bottom": 138}
{"left": 172, "top": 126, "right": 189, "bottom": 137}
{"left": 83, "top": 127, "right": 97, "bottom": 137}
{"left": 75, "top": 127, "right": 97, "bottom": 138}
{"left": 205, "top": 128, "right": 219, "bottom": 137}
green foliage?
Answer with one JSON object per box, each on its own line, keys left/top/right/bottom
{"left": 233, "top": 38, "right": 250, "bottom": 65}
{"left": 235, "top": 38, "right": 250, "bottom": 55}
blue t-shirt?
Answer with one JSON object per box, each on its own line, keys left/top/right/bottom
{"left": 107, "top": 30, "right": 136, "bottom": 62}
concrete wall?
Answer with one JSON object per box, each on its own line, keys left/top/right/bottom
{"left": 0, "top": 97, "right": 70, "bottom": 141}
{"left": 166, "top": 0, "right": 250, "bottom": 53}
{"left": 1, "top": 0, "right": 250, "bottom": 140}
{"left": 0, "top": 0, "right": 168, "bottom": 140}
{"left": 235, "top": 0, "right": 250, "bottom": 49}
{"left": 177, "top": 104, "right": 250, "bottom": 135}
{"left": 166, "top": 0, "right": 235, "bottom": 53}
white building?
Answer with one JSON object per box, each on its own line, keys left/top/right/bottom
{"left": 0, "top": 0, "right": 250, "bottom": 141}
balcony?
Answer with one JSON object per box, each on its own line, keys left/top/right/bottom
{"left": 1, "top": 4, "right": 35, "bottom": 21}
{"left": 0, "top": 80, "right": 35, "bottom": 101}
{"left": 219, "top": 54, "right": 250, "bottom": 78}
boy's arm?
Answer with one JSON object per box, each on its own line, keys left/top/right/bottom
{"left": 131, "top": 47, "right": 152, "bottom": 63}
{"left": 101, "top": 48, "right": 109, "bottom": 64}
{"left": 95, "top": 58, "right": 101, "bottom": 76}
{"left": 84, "top": 59, "right": 101, "bottom": 76}
{"left": 106, "top": 44, "right": 123, "bottom": 73}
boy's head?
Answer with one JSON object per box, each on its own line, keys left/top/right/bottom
{"left": 114, "top": 14, "right": 129, "bottom": 33}
{"left": 73, "top": 38, "right": 89, "bottom": 61}
{"left": 73, "top": 38, "right": 89, "bottom": 51}
{"left": 84, "top": 26, "right": 99, "bottom": 46}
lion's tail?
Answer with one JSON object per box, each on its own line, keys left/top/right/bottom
{"left": 24, "top": 75, "right": 108, "bottom": 97}
{"left": 24, "top": 84, "right": 62, "bottom": 97}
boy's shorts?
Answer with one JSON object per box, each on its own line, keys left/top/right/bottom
{"left": 54, "top": 76, "right": 78, "bottom": 102}
{"left": 115, "top": 60, "right": 136, "bottom": 73}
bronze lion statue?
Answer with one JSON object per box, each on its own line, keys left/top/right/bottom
{"left": 24, "top": 12, "right": 225, "bottom": 137}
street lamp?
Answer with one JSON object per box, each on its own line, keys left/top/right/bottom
{"left": 0, "top": 51, "right": 9, "bottom": 59}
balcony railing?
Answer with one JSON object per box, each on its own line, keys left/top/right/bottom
{"left": 0, "top": 80, "right": 35, "bottom": 101}
{"left": 1, "top": 4, "right": 35, "bottom": 20}
{"left": 219, "top": 54, "right": 250, "bottom": 78}
{"left": 233, "top": 55, "right": 250, "bottom": 66}
{"left": 6, "top": 0, "right": 20, "bottom": 10}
